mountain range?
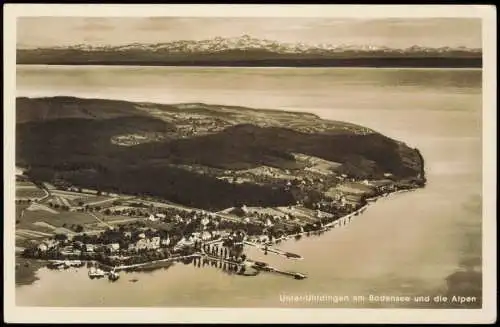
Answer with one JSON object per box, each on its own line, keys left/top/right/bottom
{"left": 17, "top": 35, "right": 482, "bottom": 68}
{"left": 17, "top": 35, "right": 482, "bottom": 54}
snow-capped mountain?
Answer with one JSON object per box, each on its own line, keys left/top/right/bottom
{"left": 18, "top": 34, "right": 482, "bottom": 54}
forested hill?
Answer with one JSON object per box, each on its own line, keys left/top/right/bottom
{"left": 16, "top": 97, "right": 426, "bottom": 210}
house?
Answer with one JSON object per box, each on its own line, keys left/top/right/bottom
{"left": 151, "top": 237, "right": 161, "bottom": 247}
{"left": 44, "top": 239, "right": 58, "bottom": 249}
{"left": 128, "top": 244, "right": 137, "bottom": 252}
{"left": 161, "top": 237, "right": 171, "bottom": 247}
{"left": 173, "top": 236, "right": 195, "bottom": 251}
{"left": 148, "top": 215, "right": 158, "bottom": 222}
{"left": 107, "top": 243, "right": 120, "bottom": 253}
{"left": 73, "top": 241, "right": 84, "bottom": 248}
{"left": 138, "top": 233, "right": 146, "bottom": 239}
{"left": 344, "top": 194, "right": 362, "bottom": 207}
{"left": 136, "top": 238, "right": 149, "bottom": 250}
{"left": 258, "top": 235, "right": 270, "bottom": 243}
{"left": 201, "top": 217, "right": 210, "bottom": 227}
{"left": 124, "top": 232, "right": 132, "bottom": 238}
{"left": 193, "top": 231, "right": 212, "bottom": 241}
{"left": 37, "top": 243, "right": 48, "bottom": 252}
{"left": 155, "top": 213, "right": 166, "bottom": 219}
{"left": 85, "top": 244, "right": 95, "bottom": 253}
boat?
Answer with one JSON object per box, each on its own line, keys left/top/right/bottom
{"left": 108, "top": 270, "right": 120, "bottom": 281}
{"left": 129, "top": 278, "right": 139, "bottom": 283}
{"left": 88, "top": 267, "right": 105, "bottom": 279}
{"left": 253, "top": 261, "right": 268, "bottom": 268}
{"left": 293, "top": 273, "right": 307, "bottom": 280}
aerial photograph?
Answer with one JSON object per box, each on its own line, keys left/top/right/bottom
{"left": 13, "top": 13, "right": 484, "bottom": 311}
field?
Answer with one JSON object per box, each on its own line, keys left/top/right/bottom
{"left": 47, "top": 192, "right": 115, "bottom": 208}
{"left": 336, "top": 181, "right": 375, "bottom": 195}
{"left": 275, "top": 206, "right": 320, "bottom": 224}
{"left": 16, "top": 188, "right": 46, "bottom": 199}
{"left": 16, "top": 181, "right": 37, "bottom": 187}
{"left": 16, "top": 203, "right": 104, "bottom": 241}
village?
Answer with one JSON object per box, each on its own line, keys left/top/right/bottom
{"left": 15, "top": 163, "right": 422, "bottom": 283}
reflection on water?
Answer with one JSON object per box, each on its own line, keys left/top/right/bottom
{"left": 15, "top": 66, "right": 482, "bottom": 308}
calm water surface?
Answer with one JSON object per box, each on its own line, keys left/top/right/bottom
{"left": 15, "top": 66, "right": 482, "bottom": 307}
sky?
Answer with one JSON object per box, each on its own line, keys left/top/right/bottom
{"left": 17, "top": 17, "right": 482, "bottom": 49}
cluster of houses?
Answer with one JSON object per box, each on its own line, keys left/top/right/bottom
{"left": 32, "top": 224, "right": 229, "bottom": 261}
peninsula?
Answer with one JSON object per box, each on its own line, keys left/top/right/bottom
{"left": 15, "top": 96, "right": 426, "bottom": 283}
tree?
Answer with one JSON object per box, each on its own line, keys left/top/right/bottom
{"left": 75, "top": 225, "right": 84, "bottom": 233}
{"left": 54, "top": 233, "right": 68, "bottom": 241}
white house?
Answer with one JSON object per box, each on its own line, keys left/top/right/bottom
{"left": 136, "top": 238, "right": 148, "bottom": 250}
{"left": 37, "top": 243, "right": 48, "bottom": 252}
{"left": 201, "top": 217, "right": 210, "bottom": 227}
{"left": 85, "top": 244, "right": 95, "bottom": 253}
{"left": 258, "top": 235, "right": 270, "bottom": 243}
{"left": 151, "top": 237, "right": 161, "bottom": 247}
{"left": 108, "top": 243, "right": 120, "bottom": 253}
{"left": 44, "top": 239, "right": 58, "bottom": 249}
{"left": 161, "top": 237, "right": 171, "bottom": 246}
{"left": 155, "top": 213, "right": 166, "bottom": 219}
{"left": 195, "top": 231, "right": 211, "bottom": 241}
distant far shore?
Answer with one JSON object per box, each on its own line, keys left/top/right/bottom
{"left": 16, "top": 57, "right": 482, "bottom": 69}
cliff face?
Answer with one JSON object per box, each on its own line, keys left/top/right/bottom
{"left": 16, "top": 97, "right": 425, "bottom": 210}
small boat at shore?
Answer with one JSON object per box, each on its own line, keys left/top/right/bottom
{"left": 88, "top": 267, "right": 105, "bottom": 279}
{"left": 293, "top": 273, "right": 307, "bottom": 280}
{"left": 108, "top": 270, "right": 120, "bottom": 281}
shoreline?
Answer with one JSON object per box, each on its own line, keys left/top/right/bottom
{"left": 266, "top": 187, "right": 419, "bottom": 246}
{"left": 16, "top": 64, "right": 483, "bottom": 70}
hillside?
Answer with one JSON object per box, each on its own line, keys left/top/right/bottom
{"left": 16, "top": 97, "right": 426, "bottom": 210}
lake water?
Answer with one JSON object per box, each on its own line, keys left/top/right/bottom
{"left": 15, "top": 66, "right": 483, "bottom": 308}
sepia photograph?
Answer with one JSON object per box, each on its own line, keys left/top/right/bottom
{"left": 4, "top": 4, "right": 496, "bottom": 324}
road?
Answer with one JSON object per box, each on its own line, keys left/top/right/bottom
{"left": 133, "top": 198, "right": 243, "bottom": 223}
{"left": 85, "top": 197, "right": 119, "bottom": 207}
{"left": 88, "top": 212, "right": 114, "bottom": 230}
